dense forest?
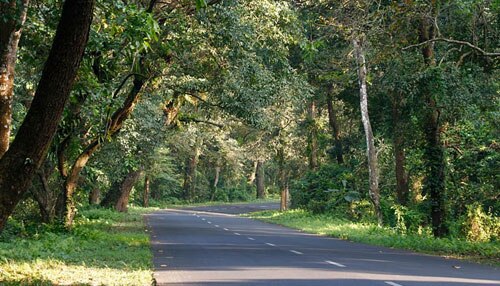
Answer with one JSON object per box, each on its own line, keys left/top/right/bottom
{"left": 0, "top": 0, "right": 499, "bottom": 247}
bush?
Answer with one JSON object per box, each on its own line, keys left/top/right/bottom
{"left": 462, "top": 203, "right": 499, "bottom": 242}
{"left": 290, "top": 164, "right": 355, "bottom": 216}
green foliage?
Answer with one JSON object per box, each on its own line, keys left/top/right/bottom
{"left": 290, "top": 164, "right": 356, "bottom": 215}
{"left": 462, "top": 204, "right": 500, "bottom": 243}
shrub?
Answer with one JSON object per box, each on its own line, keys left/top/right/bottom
{"left": 462, "top": 203, "right": 499, "bottom": 242}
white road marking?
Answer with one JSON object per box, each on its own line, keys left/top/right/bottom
{"left": 160, "top": 264, "right": 167, "bottom": 267}
{"left": 201, "top": 218, "right": 206, "bottom": 221}
{"left": 223, "top": 228, "right": 229, "bottom": 231}
{"left": 234, "top": 232, "right": 241, "bottom": 235}
{"left": 215, "top": 225, "right": 219, "bottom": 227}
{"left": 207, "top": 221, "right": 212, "bottom": 224}
{"left": 248, "top": 237, "right": 255, "bottom": 240}
{"left": 265, "top": 243, "right": 276, "bottom": 247}
{"left": 325, "top": 260, "right": 346, "bottom": 268}
{"left": 385, "top": 282, "right": 403, "bottom": 286}
{"left": 290, "top": 250, "right": 303, "bottom": 255}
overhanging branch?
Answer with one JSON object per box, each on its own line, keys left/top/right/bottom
{"left": 403, "top": 38, "right": 500, "bottom": 57}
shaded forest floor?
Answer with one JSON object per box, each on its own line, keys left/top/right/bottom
{"left": 0, "top": 208, "right": 152, "bottom": 285}
{"left": 250, "top": 209, "right": 500, "bottom": 267}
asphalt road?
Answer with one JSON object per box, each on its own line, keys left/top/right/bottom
{"left": 145, "top": 202, "right": 500, "bottom": 286}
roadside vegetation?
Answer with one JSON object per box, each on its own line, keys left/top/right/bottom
{"left": 0, "top": 208, "right": 152, "bottom": 285}
{"left": 0, "top": 0, "right": 498, "bottom": 284}
{"left": 251, "top": 209, "right": 500, "bottom": 266}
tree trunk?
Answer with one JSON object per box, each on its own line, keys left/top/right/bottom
{"left": 255, "top": 160, "right": 265, "bottom": 199}
{"left": 63, "top": 77, "right": 145, "bottom": 227}
{"left": 101, "top": 169, "right": 143, "bottom": 212}
{"left": 31, "top": 169, "right": 57, "bottom": 223}
{"left": 213, "top": 165, "right": 221, "bottom": 188}
{"left": 419, "top": 16, "right": 447, "bottom": 237}
{"left": 277, "top": 146, "right": 288, "bottom": 211}
{"left": 183, "top": 139, "right": 201, "bottom": 201}
{"left": 280, "top": 183, "right": 289, "bottom": 212}
{"left": 307, "top": 101, "right": 318, "bottom": 170}
{"left": 326, "top": 92, "right": 344, "bottom": 164}
{"left": 353, "top": 35, "right": 382, "bottom": 225}
{"left": 0, "top": 0, "right": 29, "bottom": 157}
{"left": 0, "top": 0, "right": 94, "bottom": 232}
{"left": 89, "top": 188, "right": 100, "bottom": 205}
{"left": 143, "top": 175, "right": 150, "bottom": 207}
{"left": 392, "top": 92, "right": 409, "bottom": 206}
{"left": 248, "top": 161, "right": 258, "bottom": 184}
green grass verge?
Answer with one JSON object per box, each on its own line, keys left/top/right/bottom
{"left": 249, "top": 209, "right": 500, "bottom": 266}
{"left": 0, "top": 207, "right": 153, "bottom": 285}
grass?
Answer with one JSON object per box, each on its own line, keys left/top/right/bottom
{"left": 249, "top": 209, "right": 500, "bottom": 266}
{"left": 0, "top": 207, "right": 153, "bottom": 285}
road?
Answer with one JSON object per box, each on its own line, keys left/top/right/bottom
{"left": 145, "top": 203, "right": 500, "bottom": 286}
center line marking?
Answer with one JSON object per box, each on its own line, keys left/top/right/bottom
{"left": 248, "top": 237, "right": 255, "bottom": 240}
{"left": 223, "top": 228, "right": 229, "bottom": 231}
{"left": 325, "top": 260, "right": 346, "bottom": 268}
{"left": 207, "top": 221, "right": 212, "bottom": 224}
{"left": 234, "top": 232, "right": 241, "bottom": 235}
{"left": 265, "top": 243, "right": 276, "bottom": 247}
{"left": 290, "top": 250, "right": 303, "bottom": 255}
{"left": 215, "top": 225, "right": 219, "bottom": 227}
{"left": 385, "top": 282, "right": 403, "bottom": 286}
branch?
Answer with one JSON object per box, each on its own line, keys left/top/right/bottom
{"left": 179, "top": 117, "right": 223, "bottom": 128}
{"left": 403, "top": 38, "right": 500, "bottom": 57}
{"left": 184, "top": 92, "right": 224, "bottom": 108}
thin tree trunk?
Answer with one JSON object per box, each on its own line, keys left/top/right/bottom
{"left": 213, "top": 166, "right": 221, "bottom": 188}
{"left": 0, "top": 0, "right": 94, "bottom": 232}
{"left": 255, "top": 160, "right": 265, "bottom": 199}
{"left": 326, "top": 93, "right": 344, "bottom": 164}
{"left": 0, "top": 0, "right": 29, "bottom": 157}
{"left": 183, "top": 140, "right": 201, "bottom": 201}
{"left": 248, "top": 161, "right": 258, "bottom": 184}
{"left": 353, "top": 34, "right": 382, "bottom": 225}
{"left": 392, "top": 92, "right": 409, "bottom": 206}
{"left": 210, "top": 165, "right": 221, "bottom": 201}
{"left": 277, "top": 146, "right": 288, "bottom": 211}
{"left": 280, "top": 182, "right": 289, "bottom": 212}
{"left": 307, "top": 101, "right": 318, "bottom": 170}
{"left": 419, "top": 15, "right": 447, "bottom": 237}
{"left": 143, "top": 175, "right": 150, "bottom": 207}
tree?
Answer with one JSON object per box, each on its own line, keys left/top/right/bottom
{"left": 353, "top": 33, "right": 382, "bottom": 225}
{"left": 0, "top": 0, "right": 28, "bottom": 157}
{"left": 0, "top": 0, "right": 94, "bottom": 232}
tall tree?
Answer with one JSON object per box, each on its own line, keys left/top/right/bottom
{"left": 0, "top": 0, "right": 29, "bottom": 156}
{"left": 0, "top": 0, "right": 94, "bottom": 232}
{"left": 353, "top": 33, "right": 382, "bottom": 225}
{"left": 255, "top": 160, "right": 265, "bottom": 199}
{"left": 418, "top": 6, "right": 447, "bottom": 237}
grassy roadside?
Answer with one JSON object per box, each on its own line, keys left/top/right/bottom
{"left": 0, "top": 207, "right": 153, "bottom": 285}
{"left": 249, "top": 209, "right": 500, "bottom": 266}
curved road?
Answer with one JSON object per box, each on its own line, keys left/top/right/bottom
{"left": 145, "top": 203, "right": 500, "bottom": 286}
